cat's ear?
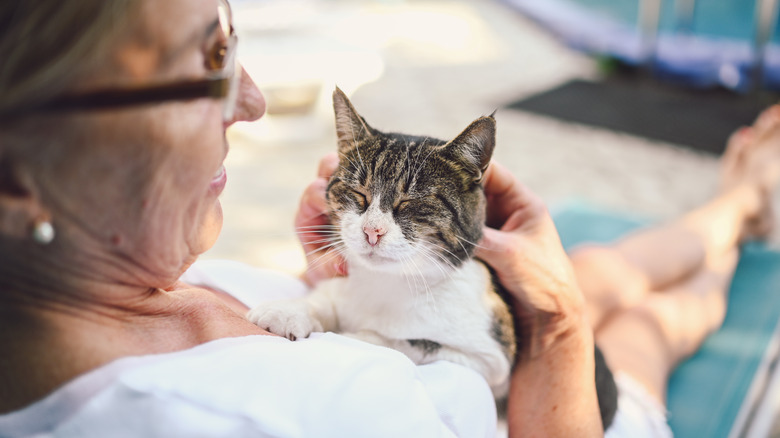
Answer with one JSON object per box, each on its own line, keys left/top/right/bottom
{"left": 444, "top": 114, "right": 496, "bottom": 182}
{"left": 332, "top": 87, "right": 375, "bottom": 153}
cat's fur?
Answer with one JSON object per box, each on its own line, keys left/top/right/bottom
{"left": 247, "top": 87, "right": 516, "bottom": 397}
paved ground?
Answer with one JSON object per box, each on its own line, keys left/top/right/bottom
{"left": 208, "top": 0, "right": 780, "bottom": 435}
{"left": 212, "top": 0, "right": 748, "bottom": 272}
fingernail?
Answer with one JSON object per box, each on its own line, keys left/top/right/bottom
{"left": 335, "top": 261, "right": 348, "bottom": 276}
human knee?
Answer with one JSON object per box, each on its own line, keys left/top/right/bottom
{"left": 569, "top": 245, "right": 649, "bottom": 301}
{"left": 569, "top": 245, "right": 619, "bottom": 280}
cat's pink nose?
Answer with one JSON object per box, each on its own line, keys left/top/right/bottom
{"left": 363, "top": 226, "right": 386, "bottom": 246}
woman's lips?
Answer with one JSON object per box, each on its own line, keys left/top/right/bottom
{"left": 210, "top": 165, "right": 227, "bottom": 195}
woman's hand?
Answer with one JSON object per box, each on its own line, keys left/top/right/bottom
{"left": 295, "top": 153, "right": 347, "bottom": 287}
{"left": 476, "top": 161, "right": 587, "bottom": 358}
{"left": 475, "top": 161, "right": 601, "bottom": 437}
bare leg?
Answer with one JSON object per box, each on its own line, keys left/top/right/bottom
{"left": 595, "top": 248, "right": 738, "bottom": 402}
{"left": 583, "top": 105, "right": 780, "bottom": 403}
{"left": 571, "top": 106, "right": 780, "bottom": 330}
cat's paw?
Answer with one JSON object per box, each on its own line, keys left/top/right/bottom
{"left": 246, "top": 300, "right": 323, "bottom": 341}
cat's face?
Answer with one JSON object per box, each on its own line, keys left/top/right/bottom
{"left": 325, "top": 88, "right": 495, "bottom": 275}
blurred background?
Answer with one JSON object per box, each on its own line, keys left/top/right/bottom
{"left": 205, "top": 0, "right": 780, "bottom": 435}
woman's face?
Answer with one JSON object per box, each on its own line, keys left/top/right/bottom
{"left": 41, "top": 0, "right": 265, "bottom": 288}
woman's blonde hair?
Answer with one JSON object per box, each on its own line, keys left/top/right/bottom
{"left": 0, "top": 0, "right": 135, "bottom": 117}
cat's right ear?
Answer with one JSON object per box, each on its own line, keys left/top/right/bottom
{"left": 332, "top": 87, "right": 375, "bottom": 153}
{"left": 444, "top": 115, "right": 496, "bottom": 182}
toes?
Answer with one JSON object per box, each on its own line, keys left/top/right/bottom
{"left": 720, "top": 126, "right": 752, "bottom": 192}
{"left": 753, "top": 105, "right": 780, "bottom": 138}
{"left": 723, "top": 126, "right": 750, "bottom": 164}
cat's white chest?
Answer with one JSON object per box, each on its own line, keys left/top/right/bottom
{"left": 247, "top": 255, "right": 512, "bottom": 395}
{"left": 323, "top": 259, "right": 492, "bottom": 339}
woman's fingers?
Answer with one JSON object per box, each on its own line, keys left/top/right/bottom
{"left": 296, "top": 154, "right": 346, "bottom": 286}
{"left": 478, "top": 162, "right": 588, "bottom": 358}
{"left": 296, "top": 178, "right": 329, "bottom": 227}
{"left": 482, "top": 161, "right": 543, "bottom": 230}
{"left": 318, "top": 152, "right": 339, "bottom": 178}
{"left": 475, "top": 226, "right": 522, "bottom": 279}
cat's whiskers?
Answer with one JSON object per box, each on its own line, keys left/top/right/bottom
{"left": 235, "top": 226, "right": 338, "bottom": 242}
{"left": 399, "top": 254, "right": 424, "bottom": 310}
{"left": 412, "top": 242, "right": 456, "bottom": 281}
{"left": 293, "top": 227, "right": 339, "bottom": 234}
{"left": 294, "top": 225, "right": 341, "bottom": 239}
{"left": 410, "top": 257, "right": 437, "bottom": 312}
{"left": 454, "top": 237, "right": 472, "bottom": 260}
{"left": 294, "top": 225, "right": 341, "bottom": 238}
{"left": 305, "top": 245, "right": 349, "bottom": 274}
{"left": 304, "top": 240, "right": 345, "bottom": 258}
{"left": 419, "top": 240, "right": 462, "bottom": 271}
{"left": 294, "top": 230, "right": 340, "bottom": 237}
{"left": 302, "top": 238, "right": 341, "bottom": 247}
{"left": 455, "top": 235, "right": 489, "bottom": 251}
{"left": 401, "top": 249, "right": 438, "bottom": 313}
{"left": 295, "top": 234, "right": 342, "bottom": 247}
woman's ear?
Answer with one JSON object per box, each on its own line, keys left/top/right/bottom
{"left": 0, "top": 156, "right": 48, "bottom": 240}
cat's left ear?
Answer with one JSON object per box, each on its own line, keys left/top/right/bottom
{"left": 444, "top": 114, "right": 496, "bottom": 182}
{"left": 332, "top": 87, "right": 376, "bottom": 154}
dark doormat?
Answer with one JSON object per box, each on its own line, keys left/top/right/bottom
{"left": 506, "top": 74, "right": 777, "bottom": 155}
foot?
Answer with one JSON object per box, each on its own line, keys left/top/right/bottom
{"left": 720, "top": 105, "right": 780, "bottom": 240}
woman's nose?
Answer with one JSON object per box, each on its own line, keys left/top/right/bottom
{"left": 227, "top": 67, "right": 266, "bottom": 126}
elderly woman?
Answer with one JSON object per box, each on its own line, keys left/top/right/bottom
{"left": 2, "top": 0, "right": 780, "bottom": 437}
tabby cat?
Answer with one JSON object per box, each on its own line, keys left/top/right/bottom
{"left": 247, "top": 87, "right": 514, "bottom": 395}
{"left": 247, "top": 88, "right": 617, "bottom": 426}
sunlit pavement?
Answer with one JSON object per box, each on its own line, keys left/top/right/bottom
{"left": 210, "top": 0, "right": 740, "bottom": 273}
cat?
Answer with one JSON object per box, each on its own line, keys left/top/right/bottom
{"left": 247, "top": 87, "right": 617, "bottom": 426}
{"left": 247, "top": 87, "right": 515, "bottom": 398}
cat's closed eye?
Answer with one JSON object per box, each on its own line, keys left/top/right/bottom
{"left": 394, "top": 199, "right": 412, "bottom": 214}
{"left": 351, "top": 189, "right": 369, "bottom": 211}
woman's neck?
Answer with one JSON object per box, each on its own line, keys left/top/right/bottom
{"left": 0, "top": 284, "right": 269, "bottom": 414}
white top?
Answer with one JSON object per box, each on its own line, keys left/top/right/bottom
{"left": 0, "top": 260, "right": 497, "bottom": 438}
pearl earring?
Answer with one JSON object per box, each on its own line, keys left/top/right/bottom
{"left": 32, "top": 220, "right": 55, "bottom": 245}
